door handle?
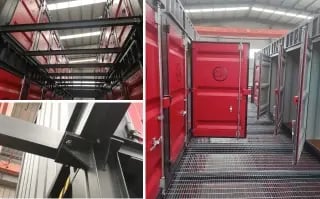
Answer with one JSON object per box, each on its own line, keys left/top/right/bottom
{"left": 150, "top": 137, "right": 162, "bottom": 151}
{"left": 180, "top": 110, "right": 187, "bottom": 116}
{"left": 291, "top": 120, "right": 296, "bottom": 143}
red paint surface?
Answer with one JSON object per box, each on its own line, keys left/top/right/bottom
{"left": 128, "top": 103, "right": 143, "bottom": 134}
{"left": 146, "top": 4, "right": 162, "bottom": 199}
{"left": 27, "top": 84, "right": 41, "bottom": 100}
{"left": 192, "top": 42, "right": 249, "bottom": 137}
{"left": 126, "top": 69, "right": 143, "bottom": 100}
{"left": 0, "top": 70, "right": 22, "bottom": 99}
{"left": 167, "top": 25, "right": 186, "bottom": 162}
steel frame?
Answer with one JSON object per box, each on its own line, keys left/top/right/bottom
{"left": 0, "top": 0, "right": 143, "bottom": 99}
{"left": 25, "top": 48, "right": 122, "bottom": 56}
{"left": 0, "top": 16, "right": 142, "bottom": 32}
{"left": 42, "top": 63, "right": 114, "bottom": 69}
{"left": 0, "top": 103, "right": 142, "bottom": 198}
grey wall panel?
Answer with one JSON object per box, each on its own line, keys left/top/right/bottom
{"left": 269, "top": 56, "right": 278, "bottom": 117}
{"left": 283, "top": 49, "right": 299, "bottom": 125}
{"left": 16, "top": 103, "right": 76, "bottom": 198}
{"left": 306, "top": 44, "right": 320, "bottom": 139}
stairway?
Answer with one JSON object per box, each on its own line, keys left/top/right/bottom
{"left": 165, "top": 103, "right": 320, "bottom": 198}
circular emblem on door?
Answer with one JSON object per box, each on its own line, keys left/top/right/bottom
{"left": 213, "top": 66, "right": 228, "bottom": 81}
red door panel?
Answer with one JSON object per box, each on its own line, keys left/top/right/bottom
{"left": 0, "top": 70, "right": 22, "bottom": 100}
{"left": 146, "top": 5, "right": 161, "bottom": 199}
{"left": 168, "top": 27, "right": 186, "bottom": 162}
{"left": 192, "top": 42, "right": 249, "bottom": 138}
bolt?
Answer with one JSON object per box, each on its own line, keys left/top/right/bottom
{"left": 66, "top": 140, "right": 72, "bottom": 145}
{"left": 96, "top": 139, "right": 101, "bottom": 144}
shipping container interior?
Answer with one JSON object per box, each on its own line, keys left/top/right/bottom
{"left": 0, "top": 0, "right": 143, "bottom": 100}
{"left": 147, "top": 0, "right": 320, "bottom": 198}
{"left": 0, "top": 102, "right": 143, "bottom": 198}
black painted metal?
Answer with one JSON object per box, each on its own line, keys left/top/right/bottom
{"left": 52, "top": 78, "right": 106, "bottom": 82}
{"left": 42, "top": 63, "right": 114, "bottom": 69}
{"left": 49, "top": 73, "right": 107, "bottom": 77}
{"left": 0, "top": 16, "right": 142, "bottom": 32}
{"left": 25, "top": 48, "right": 122, "bottom": 56}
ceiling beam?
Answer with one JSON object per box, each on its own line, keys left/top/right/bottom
{"left": 42, "top": 63, "right": 113, "bottom": 69}
{"left": 53, "top": 78, "right": 106, "bottom": 82}
{"left": 25, "top": 48, "right": 121, "bottom": 56}
{"left": 0, "top": 16, "right": 142, "bottom": 32}
{"left": 49, "top": 73, "right": 107, "bottom": 77}
{"left": 196, "top": 26, "right": 288, "bottom": 38}
{"left": 184, "top": 3, "right": 317, "bottom": 15}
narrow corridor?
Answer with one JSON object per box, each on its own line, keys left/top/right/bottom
{"left": 165, "top": 103, "right": 320, "bottom": 198}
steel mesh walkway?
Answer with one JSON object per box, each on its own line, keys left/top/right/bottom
{"left": 165, "top": 103, "right": 320, "bottom": 198}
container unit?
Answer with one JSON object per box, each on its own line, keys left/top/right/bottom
{"left": 146, "top": 0, "right": 250, "bottom": 198}
{"left": 0, "top": 0, "right": 143, "bottom": 100}
{"left": 254, "top": 21, "right": 312, "bottom": 163}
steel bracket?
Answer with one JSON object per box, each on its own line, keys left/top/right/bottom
{"left": 55, "top": 133, "right": 94, "bottom": 169}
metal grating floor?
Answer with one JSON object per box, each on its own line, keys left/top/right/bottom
{"left": 165, "top": 103, "right": 320, "bottom": 198}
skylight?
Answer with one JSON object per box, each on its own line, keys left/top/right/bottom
{"left": 252, "top": 7, "right": 313, "bottom": 20}
{"left": 60, "top": 31, "right": 101, "bottom": 40}
{"left": 47, "top": 0, "right": 110, "bottom": 11}
{"left": 186, "top": 7, "right": 249, "bottom": 13}
{"left": 185, "top": 6, "right": 313, "bottom": 20}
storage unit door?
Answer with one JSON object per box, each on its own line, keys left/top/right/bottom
{"left": 146, "top": 4, "right": 162, "bottom": 199}
{"left": 293, "top": 28, "right": 312, "bottom": 164}
{"left": 254, "top": 52, "right": 272, "bottom": 119}
{"left": 167, "top": 24, "right": 186, "bottom": 162}
{"left": 274, "top": 44, "right": 286, "bottom": 135}
{"left": 192, "top": 42, "right": 249, "bottom": 137}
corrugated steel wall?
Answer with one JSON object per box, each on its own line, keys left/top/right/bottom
{"left": 16, "top": 103, "right": 75, "bottom": 198}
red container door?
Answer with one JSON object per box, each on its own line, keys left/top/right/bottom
{"left": 274, "top": 44, "right": 286, "bottom": 135}
{"left": 293, "top": 27, "right": 312, "bottom": 164}
{"left": 192, "top": 42, "right": 249, "bottom": 137}
{"left": 254, "top": 52, "right": 272, "bottom": 119}
{"left": 146, "top": 5, "right": 162, "bottom": 199}
{"left": 167, "top": 25, "right": 186, "bottom": 162}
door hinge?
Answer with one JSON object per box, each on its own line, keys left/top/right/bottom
{"left": 162, "top": 96, "right": 171, "bottom": 108}
{"left": 160, "top": 177, "right": 165, "bottom": 189}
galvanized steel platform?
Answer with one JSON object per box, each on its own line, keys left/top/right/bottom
{"left": 165, "top": 103, "right": 320, "bottom": 198}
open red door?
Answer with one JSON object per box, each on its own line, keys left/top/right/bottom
{"left": 253, "top": 52, "right": 272, "bottom": 119}
{"left": 146, "top": 4, "right": 162, "bottom": 199}
{"left": 274, "top": 44, "right": 286, "bottom": 135}
{"left": 293, "top": 26, "right": 312, "bottom": 164}
{"left": 167, "top": 22, "right": 186, "bottom": 163}
{"left": 192, "top": 42, "right": 249, "bottom": 138}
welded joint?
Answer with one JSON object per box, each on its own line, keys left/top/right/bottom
{"left": 55, "top": 133, "right": 95, "bottom": 169}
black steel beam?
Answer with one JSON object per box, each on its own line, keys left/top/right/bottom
{"left": 57, "top": 82, "right": 104, "bottom": 85}
{"left": 0, "top": 114, "right": 64, "bottom": 159}
{"left": 80, "top": 103, "right": 130, "bottom": 142}
{"left": 49, "top": 73, "right": 107, "bottom": 77}
{"left": 0, "top": 16, "right": 142, "bottom": 32}
{"left": 42, "top": 63, "right": 113, "bottom": 69}
{"left": 25, "top": 48, "right": 122, "bottom": 56}
{"left": 53, "top": 78, "right": 106, "bottom": 82}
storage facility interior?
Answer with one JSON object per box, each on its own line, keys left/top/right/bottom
{"left": 146, "top": 0, "right": 320, "bottom": 198}
{"left": 0, "top": 102, "right": 143, "bottom": 198}
{"left": 0, "top": 0, "right": 143, "bottom": 100}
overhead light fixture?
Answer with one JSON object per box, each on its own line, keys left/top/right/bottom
{"left": 251, "top": 7, "right": 313, "bottom": 20}
{"left": 60, "top": 31, "right": 101, "bottom": 40}
{"left": 186, "top": 7, "right": 249, "bottom": 13}
{"left": 47, "top": 0, "right": 110, "bottom": 11}
{"left": 69, "top": 58, "right": 97, "bottom": 63}
{"left": 61, "top": 81, "right": 102, "bottom": 84}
